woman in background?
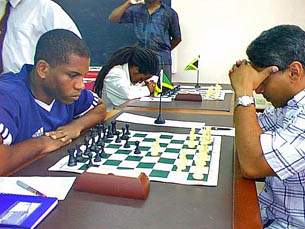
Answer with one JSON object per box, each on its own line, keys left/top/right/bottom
{"left": 94, "top": 46, "right": 159, "bottom": 111}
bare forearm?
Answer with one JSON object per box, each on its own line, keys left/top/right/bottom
{"left": 234, "top": 105, "right": 274, "bottom": 178}
{"left": 0, "top": 137, "right": 51, "bottom": 175}
{"left": 108, "top": 1, "right": 132, "bottom": 22}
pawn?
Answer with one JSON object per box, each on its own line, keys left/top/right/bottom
{"left": 94, "top": 150, "right": 102, "bottom": 162}
{"left": 134, "top": 141, "right": 141, "bottom": 154}
{"left": 86, "top": 153, "right": 94, "bottom": 168}
{"left": 115, "top": 131, "right": 121, "bottom": 143}
{"left": 124, "top": 136, "right": 130, "bottom": 148}
{"left": 107, "top": 125, "right": 114, "bottom": 138}
{"left": 75, "top": 144, "right": 83, "bottom": 162}
{"left": 121, "top": 127, "right": 128, "bottom": 140}
{"left": 125, "top": 124, "right": 130, "bottom": 135}
{"left": 67, "top": 148, "right": 77, "bottom": 166}
{"left": 99, "top": 147, "right": 107, "bottom": 158}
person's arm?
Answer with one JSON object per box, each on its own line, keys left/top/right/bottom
{"left": 45, "top": 98, "right": 106, "bottom": 142}
{"left": 170, "top": 37, "right": 181, "bottom": 51}
{"left": 0, "top": 135, "right": 71, "bottom": 175}
{"left": 229, "top": 61, "right": 279, "bottom": 179}
{"left": 108, "top": 0, "right": 133, "bottom": 23}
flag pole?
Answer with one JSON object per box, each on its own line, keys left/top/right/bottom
{"left": 155, "top": 69, "right": 165, "bottom": 124}
{"left": 195, "top": 55, "right": 200, "bottom": 88}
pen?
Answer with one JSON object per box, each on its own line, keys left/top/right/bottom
{"left": 16, "top": 180, "right": 47, "bottom": 198}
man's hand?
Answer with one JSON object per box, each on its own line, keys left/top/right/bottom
{"left": 45, "top": 124, "right": 81, "bottom": 143}
{"left": 40, "top": 135, "right": 72, "bottom": 154}
{"left": 228, "top": 60, "right": 278, "bottom": 97}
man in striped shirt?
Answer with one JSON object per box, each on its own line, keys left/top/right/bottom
{"left": 229, "top": 25, "right": 305, "bottom": 228}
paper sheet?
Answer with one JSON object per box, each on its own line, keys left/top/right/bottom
{"left": 0, "top": 177, "right": 76, "bottom": 200}
{"left": 116, "top": 113, "right": 206, "bottom": 129}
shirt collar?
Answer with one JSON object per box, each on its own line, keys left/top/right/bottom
{"left": 8, "top": 0, "right": 21, "bottom": 8}
{"left": 122, "top": 63, "right": 131, "bottom": 82}
{"left": 287, "top": 89, "right": 305, "bottom": 107}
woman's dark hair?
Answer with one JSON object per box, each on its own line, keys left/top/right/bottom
{"left": 94, "top": 46, "right": 159, "bottom": 97}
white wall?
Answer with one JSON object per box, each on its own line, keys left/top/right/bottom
{"left": 172, "top": 0, "right": 305, "bottom": 84}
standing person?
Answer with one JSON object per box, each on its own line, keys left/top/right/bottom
{"left": 108, "top": 0, "right": 181, "bottom": 81}
{"left": 0, "top": 29, "right": 106, "bottom": 175}
{"left": 0, "top": 0, "right": 81, "bottom": 74}
{"left": 229, "top": 25, "right": 305, "bottom": 228}
{"left": 94, "top": 46, "right": 159, "bottom": 111}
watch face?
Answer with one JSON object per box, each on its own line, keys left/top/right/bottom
{"left": 236, "top": 96, "right": 254, "bottom": 107}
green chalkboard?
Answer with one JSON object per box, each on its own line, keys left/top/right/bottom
{"left": 53, "top": 0, "right": 171, "bottom": 66}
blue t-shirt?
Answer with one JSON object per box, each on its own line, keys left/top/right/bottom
{"left": 0, "top": 64, "right": 99, "bottom": 145}
{"left": 120, "top": 1, "right": 181, "bottom": 65}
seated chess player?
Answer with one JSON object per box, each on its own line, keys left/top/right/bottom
{"left": 0, "top": 29, "right": 106, "bottom": 175}
{"left": 229, "top": 25, "right": 305, "bottom": 228}
{"left": 93, "top": 46, "right": 159, "bottom": 111}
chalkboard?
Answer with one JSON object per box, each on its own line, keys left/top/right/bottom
{"left": 53, "top": 0, "right": 171, "bottom": 66}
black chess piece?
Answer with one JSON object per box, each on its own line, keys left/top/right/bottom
{"left": 111, "top": 121, "right": 120, "bottom": 135}
{"left": 99, "top": 144, "right": 107, "bottom": 158}
{"left": 124, "top": 136, "right": 130, "bottom": 148}
{"left": 86, "top": 152, "right": 94, "bottom": 168}
{"left": 102, "top": 127, "right": 107, "bottom": 141}
{"left": 115, "top": 131, "right": 121, "bottom": 143}
{"left": 94, "top": 149, "right": 102, "bottom": 162}
{"left": 75, "top": 144, "right": 83, "bottom": 162}
{"left": 67, "top": 148, "right": 77, "bottom": 166}
{"left": 107, "top": 125, "right": 114, "bottom": 138}
{"left": 121, "top": 127, "right": 127, "bottom": 140}
{"left": 134, "top": 141, "right": 141, "bottom": 154}
{"left": 125, "top": 124, "right": 130, "bottom": 135}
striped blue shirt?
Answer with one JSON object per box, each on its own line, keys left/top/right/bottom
{"left": 258, "top": 89, "right": 305, "bottom": 228}
{"left": 120, "top": 1, "right": 181, "bottom": 65}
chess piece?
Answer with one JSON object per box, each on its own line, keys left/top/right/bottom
{"left": 75, "top": 144, "right": 83, "bottom": 162}
{"left": 115, "top": 132, "right": 121, "bottom": 143}
{"left": 86, "top": 153, "right": 94, "bottom": 168}
{"left": 107, "top": 125, "right": 114, "bottom": 138}
{"left": 125, "top": 124, "right": 131, "bottom": 135}
{"left": 134, "top": 141, "right": 141, "bottom": 154}
{"left": 124, "top": 136, "right": 130, "bottom": 148}
{"left": 68, "top": 148, "right": 77, "bottom": 166}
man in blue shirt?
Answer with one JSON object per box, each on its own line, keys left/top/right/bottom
{"left": 229, "top": 25, "right": 305, "bottom": 228}
{"left": 0, "top": 29, "right": 106, "bottom": 175}
{"left": 109, "top": 0, "right": 181, "bottom": 81}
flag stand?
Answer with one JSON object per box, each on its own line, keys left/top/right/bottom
{"left": 195, "top": 70, "right": 200, "bottom": 88}
{"left": 155, "top": 69, "right": 165, "bottom": 124}
{"left": 154, "top": 93, "right": 165, "bottom": 124}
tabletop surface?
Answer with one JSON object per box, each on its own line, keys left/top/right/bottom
{"left": 12, "top": 111, "right": 236, "bottom": 229}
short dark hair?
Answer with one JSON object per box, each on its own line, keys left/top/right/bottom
{"left": 94, "top": 46, "right": 159, "bottom": 96}
{"left": 34, "top": 29, "right": 90, "bottom": 67}
{"left": 247, "top": 25, "right": 305, "bottom": 71}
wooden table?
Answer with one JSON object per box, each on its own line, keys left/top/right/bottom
{"left": 119, "top": 83, "right": 235, "bottom": 115}
{"left": 8, "top": 110, "right": 262, "bottom": 229}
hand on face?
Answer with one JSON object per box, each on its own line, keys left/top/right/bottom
{"left": 228, "top": 60, "right": 279, "bottom": 97}
{"left": 145, "top": 80, "right": 156, "bottom": 94}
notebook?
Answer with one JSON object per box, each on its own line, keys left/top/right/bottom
{"left": 0, "top": 193, "right": 58, "bottom": 229}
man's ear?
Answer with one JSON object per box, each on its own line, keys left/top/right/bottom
{"left": 289, "top": 61, "right": 303, "bottom": 82}
{"left": 35, "top": 60, "right": 50, "bottom": 79}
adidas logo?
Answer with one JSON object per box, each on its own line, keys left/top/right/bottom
{"left": 32, "top": 127, "right": 44, "bottom": 138}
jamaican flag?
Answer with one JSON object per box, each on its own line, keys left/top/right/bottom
{"left": 153, "top": 71, "right": 174, "bottom": 96}
{"left": 184, "top": 56, "right": 199, "bottom": 71}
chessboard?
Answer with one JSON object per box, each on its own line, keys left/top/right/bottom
{"left": 49, "top": 123, "right": 221, "bottom": 186}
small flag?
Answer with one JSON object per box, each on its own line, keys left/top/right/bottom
{"left": 153, "top": 70, "right": 174, "bottom": 96}
{"left": 184, "top": 57, "right": 199, "bottom": 71}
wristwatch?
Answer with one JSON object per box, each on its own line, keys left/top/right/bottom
{"left": 234, "top": 95, "right": 255, "bottom": 109}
